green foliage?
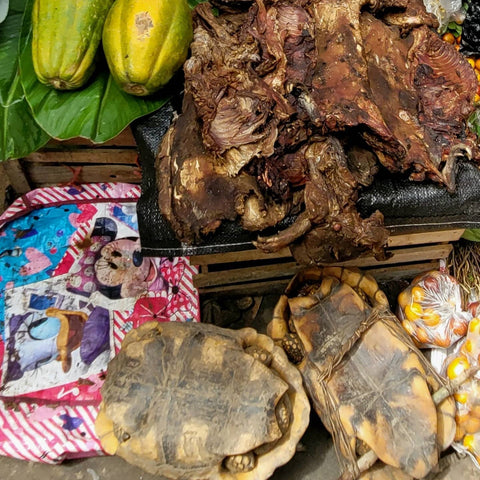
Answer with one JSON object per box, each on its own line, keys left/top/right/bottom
{"left": 0, "top": 0, "right": 49, "bottom": 161}
{"left": 462, "top": 229, "right": 480, "bottom": 242}
{"left": 187, "top": 0, "right": 206, "bottom": 8}
{"left": 0, "top": 0, "right": 179, "bottom": 160}
{"left": 447, "top": 20, "right": 463, "bottom": 38}
{"left": 468, "top": 109, "right": 480, "bottom": 137}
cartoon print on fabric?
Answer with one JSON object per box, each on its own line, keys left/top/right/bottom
{"left": 0, "top": 183, "right": 201, "bottom": 464}
{"left": 129, "top": 292, "right": 170, "bottom": 329}
{"left": 66, "top": 217, "right": 160, "bottom": 300}
{"left": 2, "top": 286, "right": 111, "bottom": 391}
{"left": 160, "top": 257, "right": 197, "bottom": 321}
{"left": 111, "top": 203, "right": 137, "bottom": 230}
{"left": 0, "top": 205, "right": 82, "bottom": 335}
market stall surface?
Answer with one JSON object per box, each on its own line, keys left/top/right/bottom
{"left": 0, "top": 293, "right": 478, "bottom": 480}
{"left": 0, "top": 426, "right": 479, "bottom": 479}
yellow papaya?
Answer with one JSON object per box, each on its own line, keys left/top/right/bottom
{"left": 32, "top": 0, "right": 115, "bottom": 90}
{"left": 102, "top": 0, "right": 193, "bottom": 96}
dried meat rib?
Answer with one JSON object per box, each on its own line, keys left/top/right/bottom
{"left": 299, "top": 0, "right": 404, "bottom": 161}
{"left": 254, "top": 136, "right": 389, "bottom": 263}
{"left": 157, "top": 93, "right": 292, "bottom": 243}
{"left": 184, "top": 3, "right": 292, "bottom": 177}
{"left": 360, "top": 13, "right": 477, "bottom": 190}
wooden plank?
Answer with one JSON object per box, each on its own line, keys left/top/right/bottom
{"left": 366, "top": 261, "right": 440, "bottom": 283}
{"left": 190, "top": 247, "right": 292, "bottom": 266}
{"left": 191, "top": 229, "right": 462, "bottom": 267}
{"left": 45, "top": 127, "right": 136, "bottom": 147}
{"left": 387, "top": 229, "right": 464, "bottom": 247}
{"left": 26, "top": 163, "right": 141, "bottom": 186}
{"left": 338, "top": 244, "right": 452, "bottom": 268}
{"left": 2, "top": 159, "right": 32, "bottom": 195}
{"left": 24, "top": 149, "right": 138, "bottom": 165}
{"left": 199, "top": 279, "right": 293, "bottom": 297}
{"left": 193, "top": 261, "right": 301, "bottom": 289}
{"left": 193, "top": 244, "right": 452, "bottom": 289}
{"left": 198, "top": 261, "right": 441, "bottom": 296}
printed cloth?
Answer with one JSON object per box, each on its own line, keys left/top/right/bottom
{"left": 0, "top": 182, "right": 199, "bottom": 462}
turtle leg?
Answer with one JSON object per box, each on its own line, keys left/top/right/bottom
{"left": 282, "top": 332, "right": 304, "bottom": 364}
{"left": 245, "top": 345, "right": 273, "bottom": 366}
{"left": 321, "top": 267, "right": 389, "bottom": 308}
{"left": 224, "top": 452, "right": 256, "bottom": 473}
{"left": 275, "top": 393, "right": 292, "bottom": 434}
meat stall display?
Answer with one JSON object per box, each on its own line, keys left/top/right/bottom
{"left": 153, "top": 0, "right": 479, "bottom": 264}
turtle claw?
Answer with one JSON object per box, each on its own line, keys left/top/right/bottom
{"left": 224, "top": 452, "right": 256, "bottom": 473}
{"left": 245, "top": 345, "right": 273, "bottom": 366}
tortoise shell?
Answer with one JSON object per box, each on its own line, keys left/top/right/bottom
{"left": 95, "top": 321, "right": 310, "bottom": 480}
{"left": 268, "top": 267, "right": 456, "bottom": 479}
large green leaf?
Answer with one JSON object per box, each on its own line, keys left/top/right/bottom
{"left": 19, "top": 0, "right": 169, "bottom": 143}
{"left": 0, "top": 1, "right": 49, "bottom": 161}
{"left": 462, "top": 229, "right": 480, "bottom": 242}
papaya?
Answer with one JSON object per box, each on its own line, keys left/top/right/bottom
{"left": 31, "top": 0, "right": 115, "bottom": 90}
{"left": 102, "top": 0, "right": 193, "bottom": 96}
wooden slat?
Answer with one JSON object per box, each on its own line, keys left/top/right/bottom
{"left": 194, "top": 261, "right": 301, "bottom": 289}
{"left": 190, "top": 247, "right": 292, "bottom": 266}
{"left": 24, "top": 148, "right": 138, "bottom": 165}
{"left": 198, "top": 261, "right": 441, "bottom": 296}
{"left": 26, "top": 163, "right": 141, "bottom": 186}
{"left": 2, "top": 159, "right": 32, "bottom": 194}
{"left": 191, "top": 229, "right": 464, "bottom": 267}
{"left": 387, "top": 229, "right": 464, "bottom": 247}
{"left": 340, "top": 244, "right": 452, "bottom": 268}
{"left": 193, "top": 244, "right": 452, "bottom": 289}
{"left": 199, "top": 278, "right": 294, "bottom": 297}
{"left": 45, "top": 127, "right": 136, "bottom": 147}
{"left": 365, "top": 261, "right": 440, "bottom": 283}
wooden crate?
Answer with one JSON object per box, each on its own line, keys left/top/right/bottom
{"left": 190, "top": 228, "right": 465, "bottom": 296}
{"left": 2, "top": 127, "right": 140, "bottom": 195}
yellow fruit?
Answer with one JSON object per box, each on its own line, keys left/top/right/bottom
{"left": 475, "top": 58, "right": 480, "bottom": 71}
{"left": 405, "top": 302, "right": 423, "bottom": 321}
{"left": 466, "top": 416, "right": 480, "bottom": 434}
{"left": 422, "top": 308, "right": 441, "bottom": 327}
{"left": 468, "top": 58, "right": 476, "bottom": 69}
{"left": 402, "top": 319, "right": 415, "bottom": 336}
{"left": 32, "top": 0, "right": 115, "bottom": 90}
{"left": 452, "top": 319, "right": 468, "bottom": 336}
{"left": 462, "top": 339, "right": 474, "bottom": 354}
{"left": 411, "top": 286, "right": 424, "bottom": 303}
{"left": 454, "top": 392, "right": 469, "bottom": 404}
{"left": 442, "top": 32, "right": 456, "bottom": 44}
{"left": 415, "top": 326, "right": 429, "bottom": 344}
{"left": 463, "top": 434, "right": 476, "bottom": 451}
{"left": 470, "top": 318, "right": 480, "bottom": 334}
{"left": 397, "top": 290, "right": 410, "bottom": 309}
{"left": 447, "top": 355, "right": 470, "bottom": 380}
{"left": 102, "top": 0, "right": 193, "bottom": 96}
{"left": 435, "top": 335, "right": 452, "bottom": 348}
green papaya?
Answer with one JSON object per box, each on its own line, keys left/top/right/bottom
{"left": 102, "top": 0, "right": 193, "bottom": 96}
{"left": 32, "top": 0, "right": 115, "bottom": 90}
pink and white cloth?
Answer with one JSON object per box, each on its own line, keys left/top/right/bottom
{"left": 0, "top": 182, "right": 200, "bottom": 463}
